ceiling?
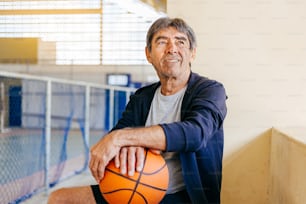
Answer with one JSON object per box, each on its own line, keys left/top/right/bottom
{"left": 140, "top": 0, "right": 166, "bottom": 13}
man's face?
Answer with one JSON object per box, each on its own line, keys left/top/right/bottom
{"left": 145, "top": 27, "right": 196, "bottom": 79}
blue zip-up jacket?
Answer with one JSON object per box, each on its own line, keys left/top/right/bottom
{"left": 112, "top": 72, "right": 227, "bottom": 204}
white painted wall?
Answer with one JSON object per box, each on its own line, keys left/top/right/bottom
{"left": 167, "top": 0, "right": 306, "bottom": 157}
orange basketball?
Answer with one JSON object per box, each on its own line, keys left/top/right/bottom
{"left": 99, "top": 149, "right": 169, "bottom": 204}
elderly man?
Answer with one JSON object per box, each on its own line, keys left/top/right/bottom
{"left": 48, "top": 17, "right": 227, "bottom": 204}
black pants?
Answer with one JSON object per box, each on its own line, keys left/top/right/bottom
{"left": 91, "top": 185, "right": 191, "bottom": 204}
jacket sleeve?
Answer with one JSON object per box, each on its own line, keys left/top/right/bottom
{"left": 161, "top": 79, "right": 227, "bottom": 152}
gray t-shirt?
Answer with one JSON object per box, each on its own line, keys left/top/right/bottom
{"left": 145, "top": 85, "right": 187, "bottom": 194}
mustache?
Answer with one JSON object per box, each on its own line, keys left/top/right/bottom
{"left": 163, "top": 54, "right": 181, "bottom": 61}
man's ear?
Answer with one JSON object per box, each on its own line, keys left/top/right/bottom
{"left": 190, "top": 47, "right": 197, "bottom": 62}
{"left": 145, "top": 47, "right": 152, "bottom": 63}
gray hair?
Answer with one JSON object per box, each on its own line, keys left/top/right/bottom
{"left": 146, "top": 17, "right": 197, "bottom": 52}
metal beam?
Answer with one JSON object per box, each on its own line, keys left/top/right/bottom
{"left": 139, "top": 0, "right": 166, "bottom": 13}
{"left": 0, "top": 8, "right": 102, "bottom": 15}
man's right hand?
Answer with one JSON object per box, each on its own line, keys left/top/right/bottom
{"left": 89, "top": 131, "right": 121, "bottom": 183}
{"left": 114, "top": 146, "right": 145, "bottom": 177}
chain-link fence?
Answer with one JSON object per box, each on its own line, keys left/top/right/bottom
{"left": 0, "top": 71, "right": 135, "bottom": 204}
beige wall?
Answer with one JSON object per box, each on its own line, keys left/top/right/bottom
{"left": 222, "top": 129, "right": 271, "bottom": 203}
{"left": 167, "top": 0, "right": 306, "bottom": 157}
{"left": 222, "top": 128, "right": 306, "bottom": 204}
{"left": 269, "top": 128, "right": 306, "bottom": 204}
{"left": 166, "top": 1, "right": 306, "bottom": 203}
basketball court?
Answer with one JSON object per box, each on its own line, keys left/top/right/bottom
{"left": 21, "top": 172, "right": 96, "bottom": 204}
{"left": 0, "top": 71, "right": 135, "bottom": 203}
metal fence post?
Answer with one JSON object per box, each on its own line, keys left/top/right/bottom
{"left": 84, "top": 85, "right": 90, "bottom": 169}
{"left": 44, "top": 80, "right": 52, "bottom": 195}
{"left": 109, "top": 88, "right": 114, "bottom": 130}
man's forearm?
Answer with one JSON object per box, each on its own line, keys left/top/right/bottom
{"left": 114, "top": 125, "right": 166, "bottom": 151}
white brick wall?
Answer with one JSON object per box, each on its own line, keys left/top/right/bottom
{"left": 167, "top": 0, "right": 306, "bottom": 155}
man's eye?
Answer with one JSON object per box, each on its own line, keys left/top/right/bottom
{"left": 177, "top": 40, "right": 186, "bottom": 46}
{"left": 157, "top": 41, "right": 167, "bottom": 45}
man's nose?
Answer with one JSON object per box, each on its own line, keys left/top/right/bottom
{"left": 166, "top": 41, "right": 178, "bottom": 53}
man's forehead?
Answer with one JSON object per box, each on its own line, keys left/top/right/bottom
{"left": 153, "top": 27, "right": 188, "bottom": 39}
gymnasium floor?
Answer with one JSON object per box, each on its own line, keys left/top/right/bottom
{"left": 21, "top": 171, "right": 96, "bottom": 204}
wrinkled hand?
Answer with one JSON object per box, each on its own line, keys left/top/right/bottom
{"left": 114, "top": 147, "right": 162, "bottom": 177}
{"left": 89, "top": 133, "right": 120, "bottom": 183}
{"left": 114, "top": 146, "right": 145, "bottom": 177}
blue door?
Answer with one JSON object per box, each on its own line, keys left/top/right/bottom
{"left": 9, "top": 86, "right": 22, "bottom": 127}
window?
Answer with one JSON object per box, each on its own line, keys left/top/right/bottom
{"left": 0, "top": 0, "right": 165, "bottom": 65}
{"left": 102, "top": 0, "right": 165, "bottom": 64}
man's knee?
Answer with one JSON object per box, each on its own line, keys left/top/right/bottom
{"left": 47, "top": 188, "right": 68, "bottom": 204}
{"left": 47, "top": 186, "right": 96, "bottom": 204}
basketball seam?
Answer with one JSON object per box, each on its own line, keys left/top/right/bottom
{"left": 102, "top": 189, "right": 148, "bottom": 204}
{"left": 127, "top": 150, "right": 148, "bottom": 203}
{"left": 104, "top": 167, "right": 168, "bottom": 192}
{"left": 142, "top": 162, "right": 167, "bottom": 176}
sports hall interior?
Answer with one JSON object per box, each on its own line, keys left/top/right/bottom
{"left": 0, "top": 0, "right": 306, "bottom": 204}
